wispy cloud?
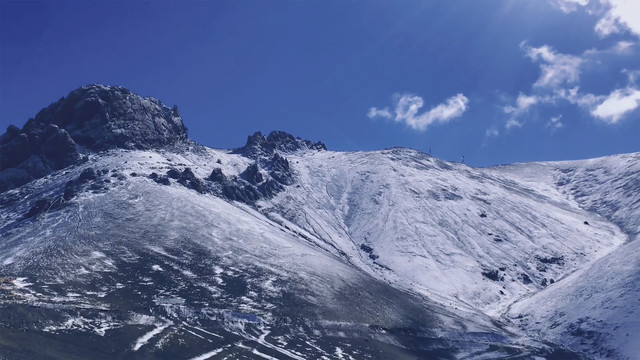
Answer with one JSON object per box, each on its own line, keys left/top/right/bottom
{"left": 622, "top": 69, "right": 640, "bottom": 84}
{"left": 502, "top": 93, "right": 553, "bottom": 131}
{"left": 547, "top": 115, "right": 564, "bottom": 130}
{"left": 585, "top": 40, "right": 636, "bottom": 56}
{"left": 485, "top": 127, "right": 499, "bottom": 138}
{"left": 612, "top": 40, "right": 635, "bottom": 54}
{"left": 367, "top": 107, "right": 392, "bottom": 119}
{"left": 554, "top": 86, "right": 601, "bottom": 108}
{"left": 522, "top": 43, "right": 584, "bottom": 89}
{"left": 505, "top": 118, "right": 524, "bottom": 130}
{"left": 503, "top": 93, "right": 544, "bottom": 114}
{"left": 552, "top": 0, "right": 589, "bottom": 13}
{"left": 369, "top": 93, "right": 469, "bottom": 131}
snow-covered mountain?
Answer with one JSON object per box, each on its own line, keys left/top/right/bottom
{"left": 0, "top": 85, "right": 638, "bottom": 359}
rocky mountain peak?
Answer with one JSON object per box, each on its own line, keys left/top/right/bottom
{"left": 24, "top": 84, "right": 188, "bottom": 151}
{"left": 0, "top": 84, "right": 188, "bottom": 192}
{"left": 236, "top": 130, "right": 326, "bottom": 158}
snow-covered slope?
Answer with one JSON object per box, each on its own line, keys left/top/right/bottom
{"left": 265, "top": 148, "right": 626, "bottom": 317}
{"left": 494, "top": 152, "right": 640, "bottom": 360}
{"left": 1, "top": 85, "right": 638, "bottom": 359}
{"left": 509, "top": 236, "right": 640, "bottom": 360}
{"left": 0, "top": 148, "right": 555, "bottom": 359}
{"left": 492, "top": 152, "right": 640, "bottom": 237}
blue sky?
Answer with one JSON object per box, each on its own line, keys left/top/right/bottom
{"left": 1, "top": 0, "right": 638, "bottom": 166}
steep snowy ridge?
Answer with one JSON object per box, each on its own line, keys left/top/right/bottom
{"left": 0, "top": 86, "right": 638, "bottom": 359}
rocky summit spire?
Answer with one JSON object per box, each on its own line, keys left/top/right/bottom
{"left": 0, "top": 84, "right": 188, "bottom": 192}
{"left": 236, "top": 130, "right": 326, "bottom": 158}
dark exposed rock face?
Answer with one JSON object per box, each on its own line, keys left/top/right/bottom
{"left": 24, "top": 198, "right": 54, "bottom": 219}
{"left": 266, "top": 131, "right": 326, "bottom": 153}
{"left": 177, "top": 168, "right": 206, "bottom": 194}
{"left": 166, "top": 168, "right": 181, "bottom": 179}
{"left": 240, "top": 163, "right": 264, "bottom": 185}
{"left": 258, "top": 179, "right": 284, "bottom": 198}
{"left": 206, "top": 166, "right": 259, "bottom": 204}
{"left": 231, "top": 154, "right": 296, "bottom": 202}
{"left": 206, "top": 166, "right": 281, "bottom": 204}
{"left": 78, "top": 168, "right": 98, "bottom": 183}
{"left": 205, "top": 146, "right": 299, "bottom": 204}
{"left": 223, "top": 183, "right": 262, "bottom": 204}
{"left": 269, "top": 153, "right": 293, "bottom": 185}
{"left": 482, "top": 269, "right": 501, "bottom": 281}
{"left": 0, "top": 84, "right": 188, "bottom": 193}
{"left": 236, "top": 131, "right": 325, "bottom": 159}
{"left": 63, "top": 180, "right": 76, "bottom": 201}
{"left": 149, "top": 168, "right": 206, "bottom": 193}
{"left": 150, "top": 172, "right": 171, "bottom": 186}
{"left": 208, "top": 168, "right": 227, "bottom": 183}
{"left": 24, "top": 84, "right": 188, "bottom": 151}
{"left": 226, "top": 144, "right": 299, "bottom": 202}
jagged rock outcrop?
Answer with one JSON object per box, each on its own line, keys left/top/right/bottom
{"left": 226, "top": 132, "right": 314, "bottom": 201}
{"left": 204, "top": 149, "right": 298, "bottom": 204}
{"left": 0, "top": 84, "right": 188, "bottom": 192}
{"left": 176, "top": 168, "right": 206, "bottom": 194}
{"left": 235, "top": 131, "right": 325, "bottom": 158}
{"left": 258, "top": 179, "right": 284, "bottom": 198}
{"left": 208, "top": 168, "right": 227, "bottom": 183}
{"left": 268, "top": 153, "right": 294, "bottom": 185}
{"left": 240, "top": 163, "right": 264, "bottom": 185}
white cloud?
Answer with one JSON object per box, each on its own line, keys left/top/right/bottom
{"left": 369, "top": 93, "right": 469, "bottom": 131}
{"left": 590, "top": 87, "right": 640, "bottom": 123}
{"left": 613, "top": 40, "right": 635, "bottom": 54}
{"left": 523, "top": 44, "right": 584, "bottom": 89}
{"left": 502, "top": 93, "right": 554, "bottom": 130}
{"left": 585, "top": 40, "right": 637, "bottom": 56}
{"left": 505, "top": 118, "right": 524, "bottom": 130}
{"left": 554, "top": 86, "right": 640, "bottom": 123}
{"left": 485, "top": 128, "right": 500, "bottom": 137}
{"left": 622, "top": 69, "right": 640, "bottom": 84}
{"left": 511, "top": 4, "right": 640, "bottom": 129}
{"left": 553, "top": 0, "right": 590, "bottom": 13}
{"left": 517, "top": 94, "right": 540, "bottom": 110}
{"left": 503, "top": 94, "right": 539, "bottom": 114}
{"left": 367, "top": 107, "right": 392, "bottom": 119}
{"left": 595, "top": 0, "right": 640, "bottom": 38}
{"left": 547, "top": 115, "right": 565, "bottom": 130}
{"left": 554, "top": 86, "right": 601, "bottom": 107}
